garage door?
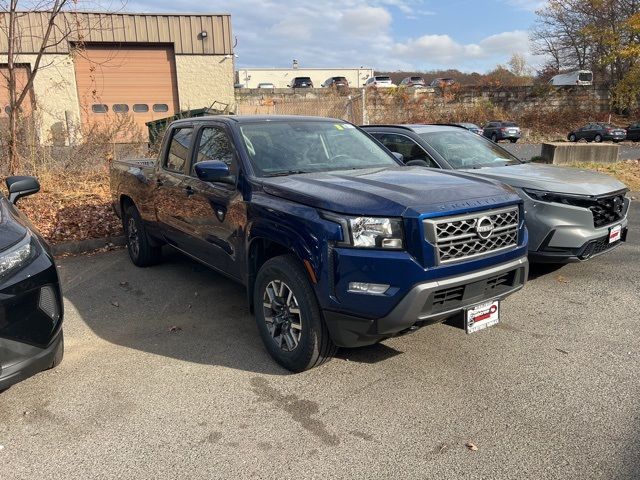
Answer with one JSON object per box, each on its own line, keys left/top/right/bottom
{"left": 74, "top": 44, "right": 180, "bottom": 141}
{"left": 0, "top": 65, "right": 35, "bottom": 116}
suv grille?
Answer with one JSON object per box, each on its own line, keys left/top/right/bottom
{"left": 589, "top": 194, "right": 626, "bottom": 228}
{"left": 424, "top": 206, "right": 519, "bottom": 264}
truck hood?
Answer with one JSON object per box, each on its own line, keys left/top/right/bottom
{"left": 259, "top": 166, "right": 519, "bottom": 217}
{"left": 462, "top": 163, "right": 627, "bottom": 196}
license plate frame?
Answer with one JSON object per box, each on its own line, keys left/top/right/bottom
{"left": 465, "top": 300, "right": 500, "bottom": 334}
{"left": 609, "top": 224, "right": 622, "bottom": 244}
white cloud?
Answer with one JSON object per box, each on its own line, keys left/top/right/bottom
{"left": 340, "top": 7, "right": 392, "bottom": 36}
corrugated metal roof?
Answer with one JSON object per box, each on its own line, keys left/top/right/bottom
{"left": 0, "top": 11, "right": 233, "bottom": 55}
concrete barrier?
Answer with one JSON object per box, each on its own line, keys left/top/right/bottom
{"left": 540, "top": 142, "right": 619, "bottom": 165}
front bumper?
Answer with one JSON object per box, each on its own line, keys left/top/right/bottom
{"left": 324, "top": 256, "right": 528, "bottom": 347}
{"left": 522, "top": 192, "right": 630, "bottom": 262}
{"left": 0, "top": 328, "right": 63, "bottom": 390}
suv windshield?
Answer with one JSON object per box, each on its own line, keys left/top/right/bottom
{"left": 418, "top": 130, "right": 521, "bottom": 169}
{"left": 240, "top": 121, "right": 399, "bottom": 176}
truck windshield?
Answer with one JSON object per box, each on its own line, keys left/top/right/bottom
{"left": 239, "top": 121, "right": 399, "bottom": 176}
{"left": 418, "top": 130, "right": 521, "bottom": 169}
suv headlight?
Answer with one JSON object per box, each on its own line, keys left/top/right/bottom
{"left": 0, "top": 233, "right": 38, "bottom": 281}
{"left": 323, "top": 213, "right": 404, "bottom": 249}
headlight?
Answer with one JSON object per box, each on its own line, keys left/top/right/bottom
{"left": 348, "top": 217, "right": 403, "bottom": 248}
{"left": 0, "top": 233, "right": 38, "bottom": 280}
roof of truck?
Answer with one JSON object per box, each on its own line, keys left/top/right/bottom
{"left": 170, "top": 115, "right": 348, "bottom": 126}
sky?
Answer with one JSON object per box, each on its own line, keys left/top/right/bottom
{"left": 124, "top": 0, "right": 547, "bottom": 73}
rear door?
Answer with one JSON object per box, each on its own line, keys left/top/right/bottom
{"left": 155, "top": 125, "right": 195, "bottom": 250}
{"left": 180, "top": 123, "right": 245, "bottom": 279}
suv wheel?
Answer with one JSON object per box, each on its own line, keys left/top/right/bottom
{"left": 509, "top": 138, "right": 518, "bottom": 143}
{"left": 124, "top": 205, "right": 162, "bottom": 267}
{"left": 569, "top": 133, "right": 577, "bottom": 142}
{"left": 594, "top": 134, "right": 603, "bottom": 143}
{"left": 491, "top": 133, "right": 498, "bottom": 142}
{"left": 254, "top": 255, "right": 336, "bottom": 372}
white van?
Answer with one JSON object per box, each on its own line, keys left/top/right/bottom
{"left": 549, "top": 70, "right": 593, "bottom": 86}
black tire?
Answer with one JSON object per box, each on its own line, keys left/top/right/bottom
{"left": 491, "top": 133, "right": 498, "bottom": 142}
{"left": 568, "top": 134, "right": 577, "bottom": 142}
{"left": 254, "top": 254, "right": 336, "bottom": 372}
{"left": 50, "top": 332, "right": 64, "bottom": 369}
{"left": 123, "top": 204, "right": 162, "bottom": 267}
{"left": 594, "top": 134, "right": 603, "bottom": 143}
{"left": 509, "top": 138, "right": 518, "bottom": 143}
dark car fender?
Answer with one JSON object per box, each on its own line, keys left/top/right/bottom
{"left": 244, "top": 195, "right": 342, "bottom": 311}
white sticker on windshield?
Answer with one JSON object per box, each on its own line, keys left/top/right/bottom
{"left": 342, "top": 123, "right": 355, "bottom": 129}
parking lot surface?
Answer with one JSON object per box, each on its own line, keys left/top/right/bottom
{"left": 1, "top": 204, "right": 638, "bottom": 479}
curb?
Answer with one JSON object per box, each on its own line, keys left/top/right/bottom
{"left": 51, "top": 235, "right": 126, "bottom": 256}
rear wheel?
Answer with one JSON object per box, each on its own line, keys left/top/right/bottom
{"left": 254, "top": 255, "right": 336, "bottom": 372}
{"left": 594, "top": 134, "right": 603, "bottom": 143}
{"left": 123, "top": 205, "right": 162, "bottom": 267}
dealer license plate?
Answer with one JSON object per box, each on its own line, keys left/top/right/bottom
{"left": 609, "top": 225, "right": 622, "bottom": 244}
{"left": 465, "top": 300, "right": 500, "bottom": 334}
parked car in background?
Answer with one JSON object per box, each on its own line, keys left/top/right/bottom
{"left": 400, "top": 76, "right": 426, "bottom": 88}
{"left": 567, "top": 123, "right": 627, "bottom": 143}
{"left": 111, "top": 115, "right": 529, "bottom": 371}
{"left": 365, "top": 76, "right": 394, "bottom": 88}
{"left": 429, "top": 78, "right": 456, "bottom": 87}
{"left": 482, "top": 121, "right": 521, "bottom": 143}
{"left": 321, "top": 76, "right": 349, "bottom": 88}
{"left": 363, "top": 124, "right": 630, "bottom": 263}
{"left": 626, "top": 122, "right": 640, "bottom": 141}
{"left": 455, "top": 122, "right": 483, "bottom": 135}
{"left": 289, "top": 77, "right": 313, "bottom": 88}
{"left": 0, "top": 176, "right": 64, "bottom": 391}
{"left": 549, "top": 70, "right": 593, "bottom": 86}
{"left": 257, "top": 82, "right": 275, "bottom": 89}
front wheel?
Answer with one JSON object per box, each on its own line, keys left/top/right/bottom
{"left": 254, "top": 255, "right": 336, "bottom": 372}
{"left": 568, "top": 134, "right": 577, "bottom": 142}
{"left": 123, "top": 205, "right": 162, "bottom": 267}
{"left": 594, "top": 134, "right": 603, "bottom": 143}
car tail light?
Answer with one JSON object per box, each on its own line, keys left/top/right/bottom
{"left": 501, "top": 128, "right": 506, "bottom": 132}
{"left": 606, "top": 128, "right": 614, "bottom": 133}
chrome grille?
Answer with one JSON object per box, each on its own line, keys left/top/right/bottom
{"left": 424, "top": 206, "right": 519, "bottom": 264}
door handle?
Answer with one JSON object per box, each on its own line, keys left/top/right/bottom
{"left": 185, "top": 186, "right": 195, "bottom": 196}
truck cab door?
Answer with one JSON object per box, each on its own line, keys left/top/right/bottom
{"left": 155, "top": 125, "right": 195, "bottom": 250}
{"left": 181, "top": 124, "right": 246, "bottom": 280}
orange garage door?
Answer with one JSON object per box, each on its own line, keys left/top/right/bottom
{"left": 0, "top": 65, "right": 35, "bottom": 116}
{"left": 74, "top": 44, "right": 180, "bottom": 140}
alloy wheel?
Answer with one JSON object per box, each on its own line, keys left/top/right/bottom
{"left": 262, "top": 280, "right": 302, "bottom": 352}
{"left": 127, "top": 216, "right": 140, "bottom": 259}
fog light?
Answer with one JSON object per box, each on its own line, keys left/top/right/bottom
{"left": 348, "top": 282, "right": 389, "bottom": 295}
{"left": 39, "top": 286, "right": 60, "bottom": 324}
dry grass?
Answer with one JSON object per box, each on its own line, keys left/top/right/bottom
{"left": 569, "top": 160, "right": 640, "bottom": 191}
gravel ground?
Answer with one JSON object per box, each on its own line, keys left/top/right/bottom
{"left": 0, "top": 205, "right": 638, "bottom": 479}
{"left": 503, "top": 142, "right": 640, "bottom": 161}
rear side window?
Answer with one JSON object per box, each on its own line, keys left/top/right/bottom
{"left": 165, "top": 127, "right": 193, "bottom": 173}
{"left": 503, "top": 122, "right": 517, "bottom": 127}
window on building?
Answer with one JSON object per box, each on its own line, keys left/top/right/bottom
{"left": 133, "top": 104, "right": 149, "bottom": 113}
{"left": 153, "top": 104, "right": 169, "bottom": 113}
{"left": 113, "top": 104, "right": 129, "bottom": 113}
{"left": 165, "top": 127, "right": 193, "bottom": 173}
{"left": 92, "top": 104, "right": 108, "bottom": 113}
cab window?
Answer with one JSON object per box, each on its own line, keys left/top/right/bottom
{"left": 165, "top": 127, "right": 193, "bottom": 173}
{"left": 193, "top": 126, "right": 237, "bottom": 175}
{"left": 373, "top": 133, "right": 438, "bottom": 167}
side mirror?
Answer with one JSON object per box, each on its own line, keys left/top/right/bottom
{"left": 392, "top": 152, "right": 404, "bottom": 163}
{"left": 194, "top": 160, "right": 232, "bottom": 183}
{"left": 6, "top": 176, "right": 40, "bottom": 204}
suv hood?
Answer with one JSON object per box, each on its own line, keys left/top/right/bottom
{"left": 463, "top": 163, "right": 627, "bottom": 196}
{"left": 260, "top": 166, "right": 519, "bottom": 217}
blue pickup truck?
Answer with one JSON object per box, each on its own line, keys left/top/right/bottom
{"left": 110, "top": 116, "right": 529, "bottom": 371}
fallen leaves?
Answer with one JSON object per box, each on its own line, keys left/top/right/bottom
{"left": 465, "top": 442, "right": 478, "bottom": 452}
{"left": 555, "top": 274, "right": 570, "bottom": 284}
{"left": 110, "top": 300, "right": 120, "bottom": 308}
{"left": 169, "top": 326, "right": 182, "bottom": 333}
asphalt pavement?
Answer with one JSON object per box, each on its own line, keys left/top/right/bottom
{"left": 503, "top": 142, "right": 640, "bottom": 161}
{"left": 1, "top": 204, "right": 638, "bottom": 479}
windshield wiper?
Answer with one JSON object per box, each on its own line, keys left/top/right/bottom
{"left": 265, "top": 170, "right": 311, "bottom": 177}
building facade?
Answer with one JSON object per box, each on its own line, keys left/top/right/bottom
{"left": 236, "top": 67, "right": 374, "bottom": 89}
{"left": 0, "top": 12, "right": 234, "bottom": 143}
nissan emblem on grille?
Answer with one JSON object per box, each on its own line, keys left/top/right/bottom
{"left": 423, "top": 206, "right": 519, "bottom": 264}
{"left": 475, "top": 216, "right": 494, "bottom": 239}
